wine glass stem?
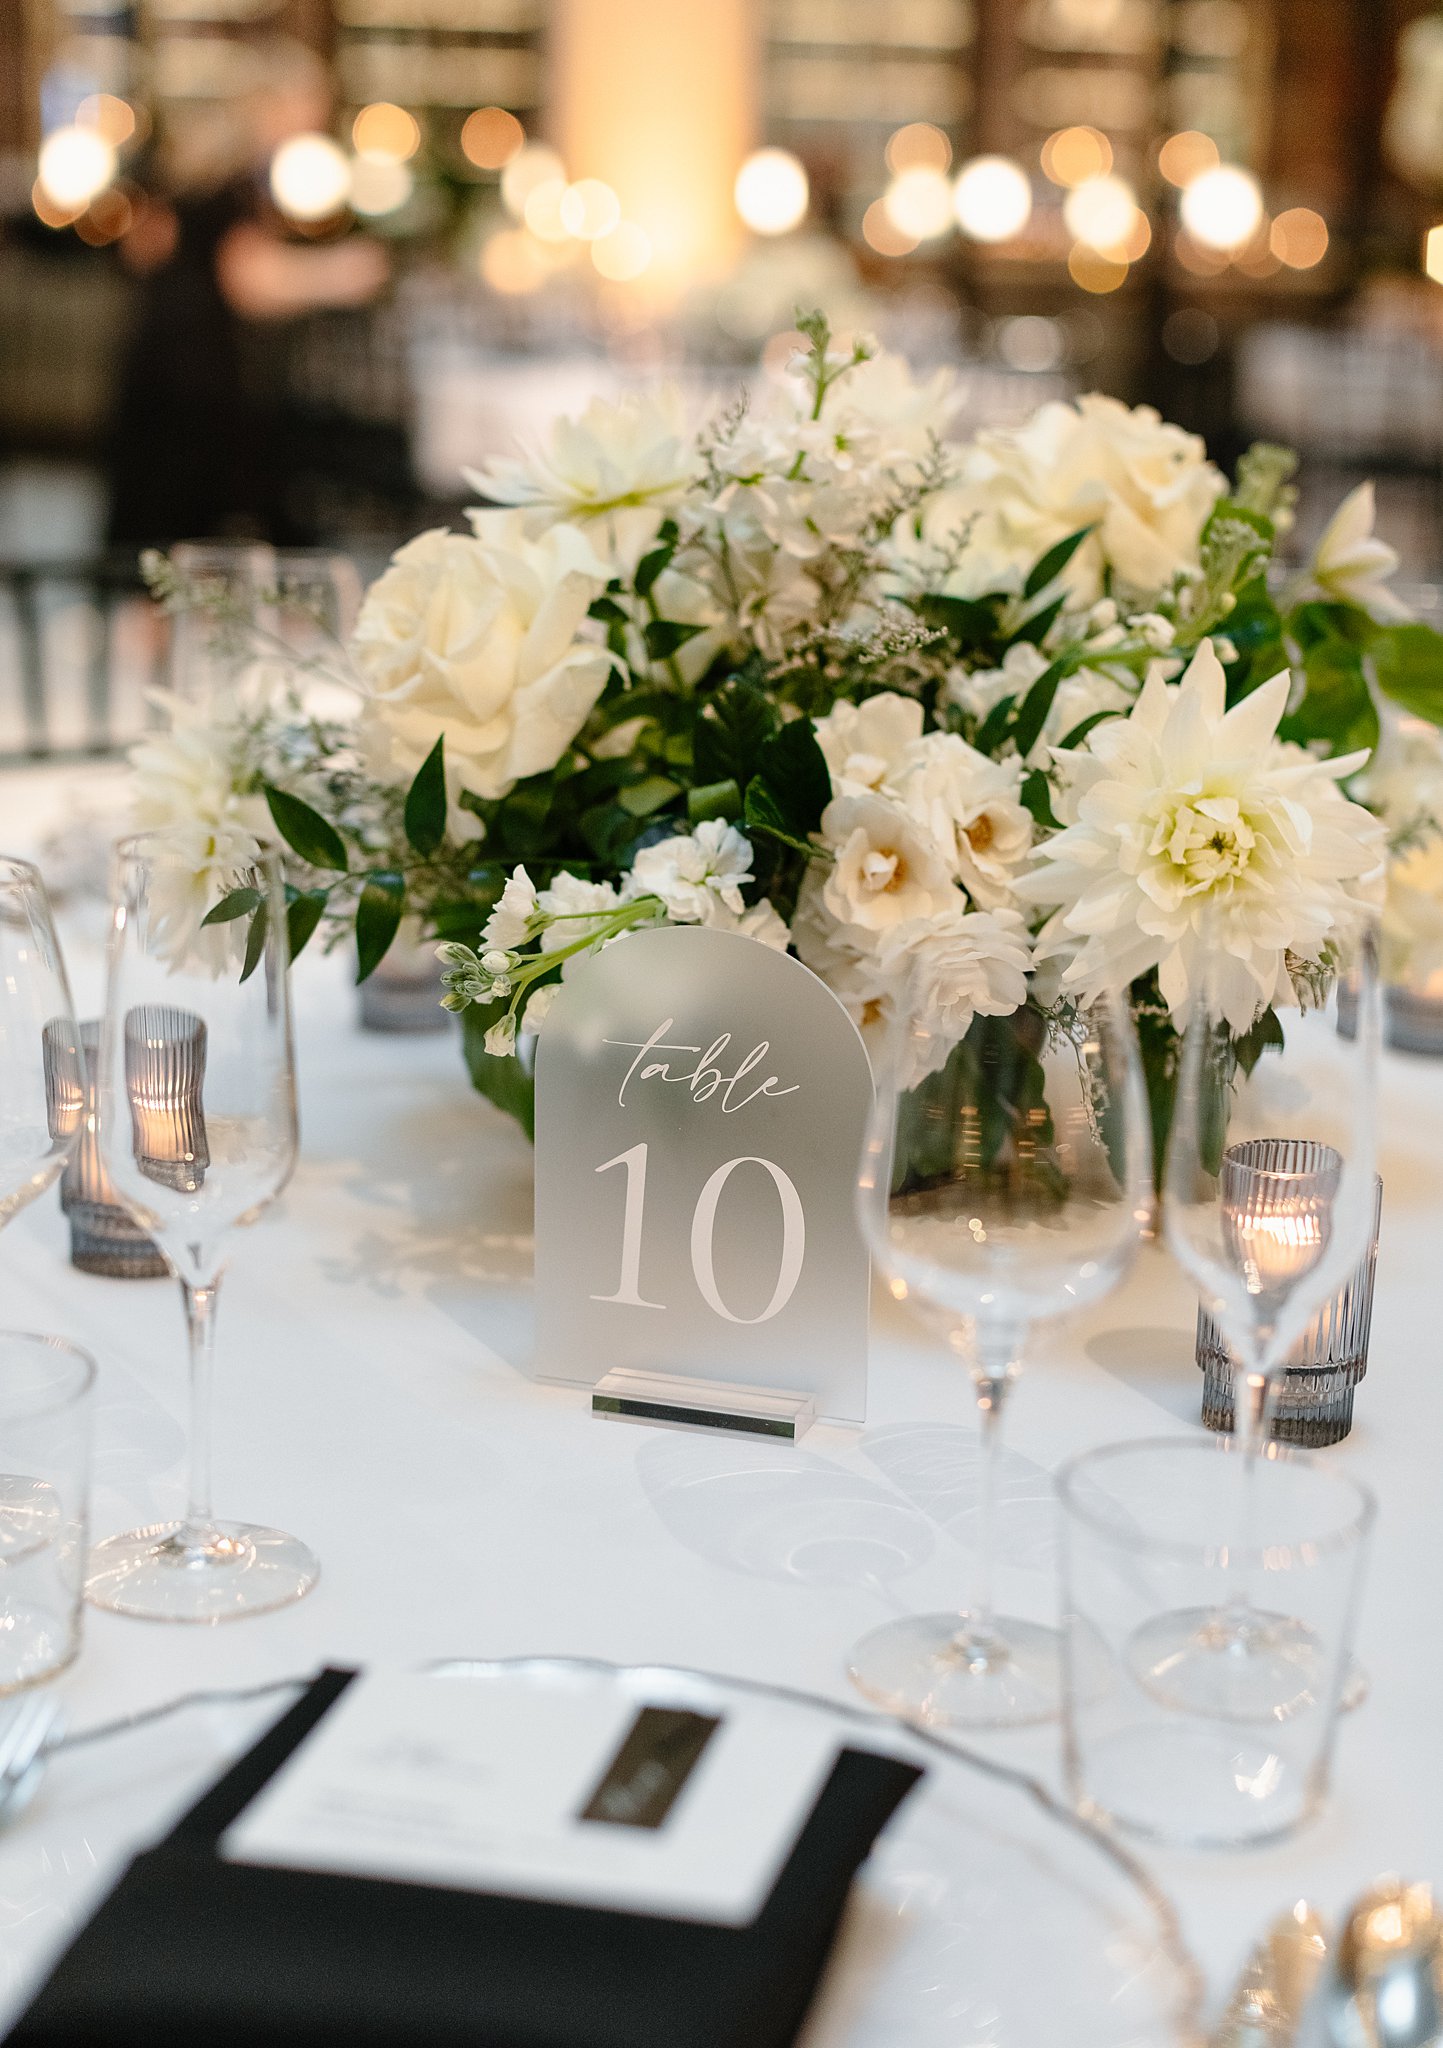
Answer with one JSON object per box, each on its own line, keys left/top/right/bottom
{"left": 1223, "top": 1367, "right": 1273, "bottom": 1634}
{"left": 964, "top": 1322, "right": 1020, "bottom": 1652}
{"left": 179, "top": 1277, "right": 220, "bottom": 1548}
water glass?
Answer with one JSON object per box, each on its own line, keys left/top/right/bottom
{"left": 1058, "top": 1437, "right": 1373, "bottom": 1847}
{"left": 0, "top": 1334, "right": 94, "bottom": 1691}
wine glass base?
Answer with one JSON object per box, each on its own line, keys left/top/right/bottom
{"left": 848, "top": 1611, "right": 1061, "bottom": 1729}
{"left": 1129, "top": 1605, "right": 1335, "bottom": 1723}
{"left": 85, "top": 1521, "right": 319, "bottom": 1623}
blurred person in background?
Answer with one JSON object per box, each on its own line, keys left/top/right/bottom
{"left": 106, "top": 38, "right": 389, "bottom": 549}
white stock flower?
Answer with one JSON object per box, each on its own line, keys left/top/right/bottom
{"left": 353, "top": 520, "right": 613, "bottom": 825}
{"left": 537, "top": 872, "right": 622, "bottom": 956}
{"left": 814, "top": 692, "right": 924, "bottom": 795}
{"left": 625, "top": 820, "right": 754, "bottom": 922}
{"left": 818, "top": 790, "right": 960, "bottom": 934}
{"left": 892, "top": 733, "right": 1033, "bottom": 909}
{"left": 1307, "top": 482, "right": 1408, "bottom": 621}
{"left": 481, "top": 865, "right": 539, "bottom": 950}
{"left": 129, "top": 705, "right": 271, "bottom": 970}
{"left": 522, "top": 982, "right": 559, "bottom": 1033}
{"left": 465, "top": 387, "right": 698, "bottom": 573}
{"left": 1023, "top": 640, "right": 1385, "bottom": 1031}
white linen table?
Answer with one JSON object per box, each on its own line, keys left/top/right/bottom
{"left": 1, "top": 762, "right": 1441, "bottom": 2040}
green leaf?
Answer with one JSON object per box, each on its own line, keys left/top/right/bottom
{"left": 580, "top": 801, "right": 647, "bottom": 867}
{"left": 973, "top": 694, "right": 1016, "bottom": 756}
{"left": 588, "top": 595, "right": 629, "bottom": 624}
{"left": 694, "top": 680, "right": 779, "bottom": 788}
{"left": 285, "top": 888, "right": 328, "bottom": 962}
{"left": 355, "top": 870, "right": 405, "bottom": 984}
{"left": 201, "top": 886, "right": 261, "bottom": 928}
{"left": 264, "top": 785, "right": 348, "bottom": 872}
{"left": 1020, "top": 769, "right": 1057, "bottom": 828}
{"left": 634, "top": 530, "right": 678, "bottom": 599}
{"left": 917, "top": 592, "right": 1004, "bottom": 656}
{"left": 751, "top": 717, "right": 831, "bottom": 841}
{"left": 687, "top": 777, "right": 742, "bottom": 825}
{"left": 1013, "top": 592, "right": 1066, "bottom": 649}
{"left": 1234, "top": 1005, "right": 1285, "bottom": 1078}
{"left": 1011, "top": 656, "right": 1067, "bottom": 760}
{"left": 1023, "top": 524, "right": 1093, "bottom": 600}
{"left": 460, "top": 1003, "right": 536, "bottom": 1140}
{"left": 1372, "top": 622, "right": 1443, "bottom": 725}
{"left": 240, "top": 900, "right": 268, "bottom": 983}
{"left": 643, "top": 618, "right": 704, "bottom": 662}
{"left": 743, "top": 780, "right": 816, "bottom": 856}
{"left": 492, "top": 782, "right": 554, "bottom": 860}
{"left": 1056, "top": 708, "right": 1119, "bottom": 751}
{"left": 617, "top": 775, "right": 682, "bottom": 818}
{"left": 403, "top": 735, "right": 447, "bottom": 858}
{"left": 1279, "top": 635, "right": 1378, "bottom": 758}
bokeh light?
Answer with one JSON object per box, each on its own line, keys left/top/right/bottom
{"left": 76, "top": 93, "right": 135, "bottom": 147}
{"left": 501, "top": 142, "right": 565, "bottom": 218}
{"left": 480, "top": 226, "right": 550, "bottom": 294}
{"left": 1063, "top": 173, "right": 1138, "bottom": 251}
{"left": 349, "top": 155, "right": 413, "bottom": 216}
{"left": 523, "top": 177, "right": 572, "bottom": 242}
{"left": 884, "top": 165, "right": 955, "bottom": 241}
{"left": 1162, "top": 307, "right": 1220, "bottom": 364}
{"left": 1426, "top": 225, "right": 1443, "bottom": 286}
{"left": 591, "top": 220, "right": 652, "bottom": 280}
{"left": 861, "top": 198, "right": 918, "bottom": 256}
{"left": 269, "top": 133, "right": 351, "bottom": 222}
{"left": 37, "top": 125, "right": 115, "bottom": 212}
{"left": 32, "top": 178, "right": 81, "bottom": 229}
{"left": 1174, "top": 229, "right": 1231, "bottom": 277}
{"left": 560, "top": 177, "right": 621, "bottom": 241}
{"left": 75, "top": 184, "right": 133, "bottom": 246}
{"left": 352, "top": 103, "right": 419, "bottom": 164}
{"left": 1041, "top": 126, "right": 1112, "bottom": 189}
{"left": 1158, "top": 130, "right": 1220, "bottom": 188}
{"left": 1179, "top": 164, "right": 1264, "bottom": 250}
{"left": 1270, "top": 206, "right": 1329, "bottom": 269}
{"left": 886, "top": 122, "right": 952, "bottom": 175}
{"left": 1068, "top": 244, "right": 1129, "bottom": 293}
{"left": 952, "top": 155, "right": 1032, "bottom": 242}
{"left": 734, "top": 148, "right": 809, "bottom": 235}
{"left": 462, "top": 106, "right": 524, "bottom": 171}
{"left": 997, "top": 313, "right": 1063, "bottom": 372}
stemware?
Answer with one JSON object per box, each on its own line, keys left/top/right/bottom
{"left": 86, "top": 830, "right": 317, "bottom": 1622}
{"left": 851, "top": 978, "right": 1152, "bottom": 1728}
{"left": 166, "top": 540, "right": 275, "bottom": 704}
{"left": 0, "top": 857, "right": 82, "bottom": 1239}
{"left": 1153, "top": 922, "right": 1382, "bottom": 1716}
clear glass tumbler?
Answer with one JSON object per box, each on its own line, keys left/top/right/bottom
{"left": 1058, "top": 1437, "right": 1373, "bottom": 1848}
{"left": 0, "top": 1333, "right": 95, "bottom": 1691}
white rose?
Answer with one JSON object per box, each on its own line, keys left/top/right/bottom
{"left": 892, "top": 733, "right": 1034, "bottom": 908}
{"left": 880, "top": 907, "right": 1034, "bottom": 1082}
{"left": 353, "top": 519, "right": 613, "bottom": 827}
{"left": 819, "top": 790, "right": 961, "bottom": 934}
{"left": 814, "top": 691, "right": 924, "bottom": 796}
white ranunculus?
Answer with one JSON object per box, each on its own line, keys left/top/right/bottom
{"left": 465, "top": 386, "right": 699, "bottom": 574}
{"left": 353, "top": 520, "right": 613, "bottom": 826}
{"left": 1307, "top": 482, "right": 1409, "bottom": 621}
{"left": 892, "top": 732, "right": 1034, "bottom": 909}
{"left": 130, "top": 705, "right": 271, "bottom": 970}
{"left": 1022, "top": 639, "right": 1386, "bottom": 1031}
{"left": 814, "top": 691, "right": 924, "bottom": 796}
{"left": 625, "top": 820, "right": 754, "bottom": 923}
{"left": 818, "top": 790, "right": 961, "bottom": 934}
{"left": 900, "top": 393, "right": 1225, "bottom": 608}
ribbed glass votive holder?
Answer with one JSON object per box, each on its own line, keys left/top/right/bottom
{"left": 1196, "top": 1173, "right": 1383, "bottom": 1447}
{"left": 57, "top": 1022, "right": 168, "bottom": 1278}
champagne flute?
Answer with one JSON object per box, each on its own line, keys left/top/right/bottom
{"left": 1152, "top": 922, "right": 1381, "bottom": 1716}
{"left": 86, "top": 831, "right": 318, "bottom": 1621}
{"left": 851, "top": 978, "right": 1152, "bottom": 1728}
{"left": 0, "top": 856, "right": 83, "bottom": 1557}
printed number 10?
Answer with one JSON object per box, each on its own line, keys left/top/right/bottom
{"left": 591, "top": 1142, "right": 806, "bottom": 1325}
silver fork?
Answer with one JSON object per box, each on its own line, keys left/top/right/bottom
{"left": 0, "top": 1693, "right": 63, "bottom": 1832}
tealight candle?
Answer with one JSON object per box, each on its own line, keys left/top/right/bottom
{"left": 45, "top": 1019, "right": 167, "bottom": 1277}
{"left": 124, "top": 1006, "right": 209, "bottom": 1194}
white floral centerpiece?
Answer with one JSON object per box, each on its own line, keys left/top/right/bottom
{"left": 136, "top": 313, "right": 1443, "bottom": 1156}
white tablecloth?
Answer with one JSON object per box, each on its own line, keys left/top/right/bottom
{"left": 1, "top": 764, "right": 1440, "bottom": 2039}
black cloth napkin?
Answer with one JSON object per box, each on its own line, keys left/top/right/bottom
{"left": 7, "top": 1669, "right": 922, "bottom": 2048}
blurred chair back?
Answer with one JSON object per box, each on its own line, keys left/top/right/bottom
{"left": 0, "top": 556, "right": 161, "bottom": 765}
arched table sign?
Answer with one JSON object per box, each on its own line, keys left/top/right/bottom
{"left": 534, "top": 925, "right": 874, "bottom": 1434}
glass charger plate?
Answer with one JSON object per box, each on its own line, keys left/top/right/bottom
{"left": 0, "top": 1659, "right": 1203, "bottom": 2047}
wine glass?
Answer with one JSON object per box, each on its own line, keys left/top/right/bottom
{"left": 851, "top": 977, "right": 1153, "bottom": 1728}
{"left": 0, "top": 856, "right": 83, "bottom": 1558}
{"left": 167, "top": 540, "right": 275, "bottom": 705}
{"left": 1153, "top": 921, "right": 1381, "bottom": 1717}
{"left": 86, "top": 830, "right": 318, "bottom": 1622}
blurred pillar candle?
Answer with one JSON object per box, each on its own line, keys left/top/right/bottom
{"left": 48, "top": 1021, "right": 167, "bottom": 1278}
{"left": 549, "top": 0, "right": 756, "bottom": 301}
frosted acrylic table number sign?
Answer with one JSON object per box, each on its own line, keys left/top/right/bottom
{"left": 533, "top": 925, "right": 873, "bottom": 1435}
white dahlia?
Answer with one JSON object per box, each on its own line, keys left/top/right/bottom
{"left": 1022, "top": 640, "right": 1385, "bottom": 1031}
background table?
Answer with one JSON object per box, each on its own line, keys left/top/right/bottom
{"left": 2, "top": 763, "right": 1440, "bottom": 2040}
